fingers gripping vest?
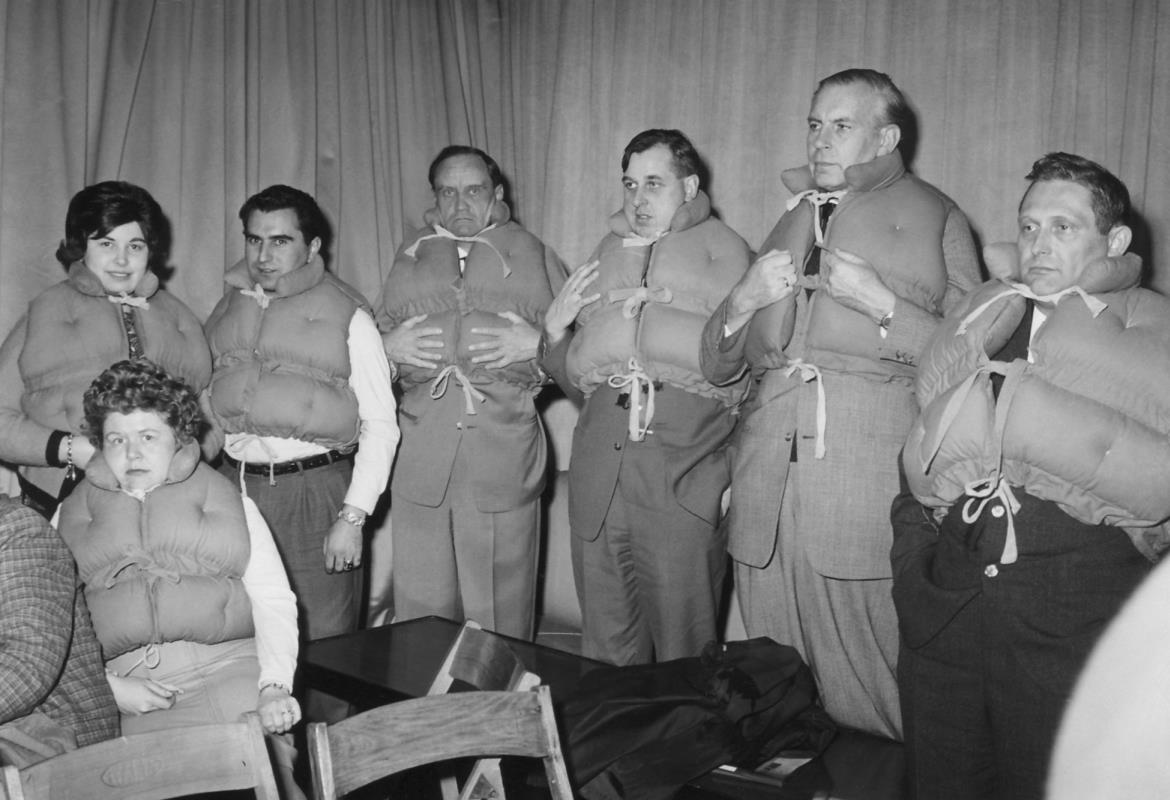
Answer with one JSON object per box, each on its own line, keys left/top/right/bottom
{"left": 206, "top": 261, "right": 364, "bottom": 448}
{"left": 58, "top": 452, "right": 254, "bottom": 659}
{"left": 566, "top": 196, "right": 751, "bottom": 407}
{"left": 379, "top": 220, "right": 557, "bottom": 392}
{"left": 904, "top": 280, "right": 1170, "bottom": 556}
{"left": 745, "top": 154, "right": 953, "bottom": 373}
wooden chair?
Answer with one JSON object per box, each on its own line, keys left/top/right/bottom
{"left": 308, "top": 686, "right": 572, "bottom": 800}
{"left": 0, "top": 712, "right": 279, "bottom": 800}
{"left": 428, "top": 620, "right": 540, "bottom": 799}
{"left": 428, "top": 620, "right": 540, "bottom": 696}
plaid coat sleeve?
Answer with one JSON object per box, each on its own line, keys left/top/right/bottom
{"left": 0, "top": 497, "right": 118, "bottom": 747}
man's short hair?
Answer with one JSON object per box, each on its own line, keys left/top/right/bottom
{"left": 1024, "top": 152, "right": 1131, "bottom": 234}
{"left": 427, "top": 145, "right": 503, "bottom": 191}
{"left": 815, "top": 68, "right": 913, "bottom": 137}
{"left": 238, "top": 184, "right": 329, "bottom": 245}
{"left": 621, "top": 129, "right": 702, "bottom": 182}
{"left": 56, "top": 181, "right": 170, "bottom": 270}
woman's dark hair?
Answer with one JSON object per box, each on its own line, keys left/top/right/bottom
{"left": 83, "top": 359, "right": 205, "bottom": 447}
{"left": 55, "top": 181, "right": 170, "bottom": 269}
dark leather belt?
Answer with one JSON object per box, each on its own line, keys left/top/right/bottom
{"left": 223, "top": 448, "right": 355, "bottom": 477}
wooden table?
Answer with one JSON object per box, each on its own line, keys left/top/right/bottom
{"left": 302, "top": 616, "right": 906, "bottom": 799}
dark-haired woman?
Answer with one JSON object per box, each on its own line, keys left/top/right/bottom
{"left": 56, "top": 359, "right": 302, "bottom": 796}
{"left": 0, "top": 181, "right": 210, "bottom": 515}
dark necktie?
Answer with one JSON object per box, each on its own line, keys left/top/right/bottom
{"left": 804, "top": 198, "right": 838, "bottom": 279}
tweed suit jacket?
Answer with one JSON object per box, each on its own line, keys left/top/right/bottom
{"left": 0, "top": 495, "right": 118, "bottom": 750}
{"left": 701, "top": 152, "right": 981, "bottom": 579}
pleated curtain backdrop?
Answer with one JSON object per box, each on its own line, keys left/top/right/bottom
{"left": 1, "top": 0, "right": 1168, "bottom": 462}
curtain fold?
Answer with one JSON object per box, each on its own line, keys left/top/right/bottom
{"left": 1, "top": 0, "right": 1168, "bottom": 328}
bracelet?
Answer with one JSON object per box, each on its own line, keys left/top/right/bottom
{"left": 337, "top": 508, "right": 367, "bottom": 527}
{"left": 259, "top": 681, "right": 292, "bottom": 694}
{"left": 64, "top": 433, "right": 77, "bottom": 480}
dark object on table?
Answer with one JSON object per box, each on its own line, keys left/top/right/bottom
{"left": 561, "top": 637, "right": 836, "bottom": 799}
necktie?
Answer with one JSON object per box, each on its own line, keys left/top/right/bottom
{"left": 804, "top": 198, "right": 839, "bottom": 279}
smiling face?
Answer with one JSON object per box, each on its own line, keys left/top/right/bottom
{"left": 433, "top": 154, "right": 502, "bottom": 237}
{"left": 101, "top": 409, "right": 179, "bottom": 496}
{"left": 806, "top": 82, "right": 897, "bottom": 190}
{"left": 621, "top": 144, "right": 698, "bottom": 238}
{"left": 84, "top": 221, "right": 150, "bottom": 294}
{"left": 1017, "top": 179, "right": 1131, "bottom": 296}
{"left": 243, "top": 208, "right": 321, "bottom": 291}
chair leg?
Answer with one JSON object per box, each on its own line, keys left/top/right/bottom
{"left": 459, "top": 758, "right": 505, "bottom": 800}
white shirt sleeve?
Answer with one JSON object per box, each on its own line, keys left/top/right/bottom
{"left": 241, "top": 496, "right": 299, "bottom": 689}
{"left": 343, "top": 308, "right": 400, "bottom": 514}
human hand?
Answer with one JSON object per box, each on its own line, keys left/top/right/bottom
{"left": 381, "top": 314, "right": 445, "bottom": 369}
{"left": 257, "top": 686, "right": 302, "bottom": 734}
{"left": 468, "top": 312, "right": 540, "bottom": 369}
{"left": 821, "top": 247, "right": 896, "bottom": 324}
{"left": 544, "top": 260, "right": 601, "bottom": 345}
{"left": 323, "top": 510, "right": 363, "bottom": 574}
{"left": 725, "top": 249, "right": 798, "bottom": 333}
{"left": 107, "top": 672, "right": 181, "bottom": 716}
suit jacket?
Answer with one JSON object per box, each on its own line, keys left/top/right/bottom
{"left": 701, "top": 152, "right": 981, "bottom": 578}
{"left": 381, "top": 209, "right": 567, "bottom": 512}
{"left": 0, "top": 496, "right": 118, "bottom": 752}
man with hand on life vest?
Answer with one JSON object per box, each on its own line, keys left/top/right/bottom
{"left": 699, "top": 68, "right": 982, "bottom": 738}
{"left": 376, "top": 146, "right": 566, "bottom": 640}
{"left": 892, "top": 153, "right": 1170, "bottom": 800}
{"left": 204, "top": 185, "right": 399, "bottom": 722}
{"left": 541, "top": 129, "right": 751, "bottom": 665}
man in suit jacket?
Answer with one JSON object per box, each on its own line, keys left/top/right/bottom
{"left": 0, "top": 494, "right": 117, "bottom": 765}
{"left": 542, "top": 129, "right": 750, "bottom": 665}
{"left": 378, "top": 146, "right": 566, "bottom": 640}
{"left": 700, "top": 69, "right": 981, "bottom": 738}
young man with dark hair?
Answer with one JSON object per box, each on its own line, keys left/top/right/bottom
{"left": 205, "top": 185, "right": 399, "bottom": 722}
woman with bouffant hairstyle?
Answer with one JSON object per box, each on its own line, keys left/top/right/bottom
{"left": 0, "top": 181, "right": 211, "bottom": 518}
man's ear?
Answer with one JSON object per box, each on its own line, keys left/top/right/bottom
{"left": 876, "top": 124, "right": 901, "bottom": 157}
{"left": 494, "top": 184, "right": 504, "bottom": 204}
{"left": 307, "top": 236, "right": 322, "bottom": 263}
{"left": 683, "top": 174, "right": 699, "bottom": 202}
{"left": 1106, "top": 224, "right": 1132, "bottom": 257}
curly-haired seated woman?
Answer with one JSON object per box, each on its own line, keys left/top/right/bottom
{"left": 0, "top": 181, "right": 211, "bottom": 517}
{"left": 55, "top": 359, "right": 303, "bottom": 797}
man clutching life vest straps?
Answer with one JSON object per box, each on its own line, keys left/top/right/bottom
{"left": 542, "top": 129, "right": 750, "bottom": 666}
{"left": 376, "top": 145, "right": 567, "bottom": 640}
{"left": 893, "top": 152, "right": 1170, "bottom": 800}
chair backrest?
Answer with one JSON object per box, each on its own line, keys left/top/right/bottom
{"left": 308, "top": 686, "right": 573, "bottom": 800}
{"left": 427, "top": 621, "right": 542, "bottom": 800}
{"left": 428, "top": 620, "right": 540, "bottom": 695}
{"left": 0, "top": 713, "right": 279, "bottom": 800}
